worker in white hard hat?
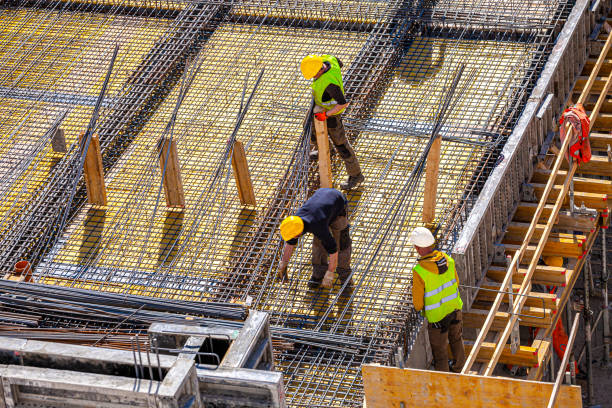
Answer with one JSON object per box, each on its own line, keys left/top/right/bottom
{"left": 278, "top": 188, "right": 353, "bottom": 291}
{"left": 409, "top": 226, "right": 465, "bottom": 372}
{"left": 300, "top": 54, "right": 364, "bottom": 190}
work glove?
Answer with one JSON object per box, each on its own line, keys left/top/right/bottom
{"left": 314, "top": 111, "right": 327, "bottom": 121}
{"left": 321, "top": 270, "right": 335, "bottom": 289}
{"left": 277, "top": 261, "right": 289, "bottom": 281}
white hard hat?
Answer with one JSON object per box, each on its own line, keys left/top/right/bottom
{"left": 409, "top": 227, "right": 435, "bottom": 247}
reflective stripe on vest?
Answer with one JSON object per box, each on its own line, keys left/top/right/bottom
{"left": 423, "top": 291, "right": 459, "bottom": 311}
{"left": 311, "top": 55, "right": 345, "bottom": 115}
{"left": 414, "top": 252, "right": 463, "bottom": 323}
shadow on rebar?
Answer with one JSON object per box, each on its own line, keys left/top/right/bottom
{"left": 77, "top": 208, "right": 106, "bottom": 264}
{"left": 158, "top": 210, "right": 184, "bottom": 267}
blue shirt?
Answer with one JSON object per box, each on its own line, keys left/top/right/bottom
{"left": 286, "top": 188, "right": 347, "bottom": 254}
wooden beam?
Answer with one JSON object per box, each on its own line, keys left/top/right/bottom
{"left": 588, "top": 131, "right": 612, "bottom": 150}
{"left": 531, "top": 183, "right": 609, "bottom": 210}
{"left": 486, "top": 264, "right": 569, "bottom": 286}
{"left": 464, "top": 307, "right": 552, "bottom": 330}
{"left": 79, "top": 132, "right": 107, "bottom": 206}
{"left": 504, "top": 222, "right": 587, "bottom": 245}
{"left": 514, "top": 202, "right": 597, "bottom": 231}
{"left": 502, "top": 238, "right": 584, "bottom": 258}
{"left": 422, "top": 136, "right": 441, "bottom": 224}
{"left": 464, "top": 341, "right": 539, "bottom": 366}
{"left": 532, "top": 169, "right": 612, "bottom": 194}
{"left": 476, "top": 283, "right": 558, "bottom": 310}
{"left": 231, "top": 140, "right": 256, "bottom": 206}
{"left": 562, "top": 155, "right": 612, "bottom": 176}
{"left": 362, "top": 366, "right": 582, "bottom": 408}
{"left": 313, "top": 116, "right": 332, "bottom": 188}
{"left": 157, "top": 137, "right": 185, "bottom": 208}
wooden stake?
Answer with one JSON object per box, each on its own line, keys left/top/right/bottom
{"left": 157, "top": 137, "right": 185, "bottom": 208}
{"left": 231, "top": 140, "right": 256, "bottom": 206}
{"left": 79, "top": 132, "right": 107, "bottom": 206}
{"left": 314, "top": 117, "right": 332, "bottom": 188}
{"left": 422, "top": 136, "right": 441, "bottom": 224}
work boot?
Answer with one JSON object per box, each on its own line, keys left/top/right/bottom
{"left": 307, "top": 277, "right": 322, "bottom": 289}
{"left": 309, "top": 149, "right": 319, "bottom": 161}
{"left": 340, "top": 173, "right": 364, "bottom": 190}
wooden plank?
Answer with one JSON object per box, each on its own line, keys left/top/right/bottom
{"left": 502, "top": 237, "right": 584, "bottom": 258}
{"left": 589, "top": 131, "right": 612, "bottom": 150}
{"left": 486, "top": 265, "right": 569, "bottom": 286}
{"left": 562, "top": 154, "right": 612, "bottom": 176}
{"left": 531, "top": 169, "right": 612, "bottom": 194}
{"left": 505, "top": 222, "right": 587, "bottom": 245}
{"left": 79, "top": 132, "right": 107, "bottom": 206}
{"left": 514, "top": 202, "right": 597, "bottom": 231}
{"left": 362, "top": 366, "right": 582, "bottom": 408}
{"left": 476, "top": 283, "right": 558, "bottom": 310}
{"left": 422, "top": 136, "right": 441, "bottom": 224}
{"left": 530, "top": 183, "right": 609, "bottom": 210}
{"left": 231, "top": 140, "right": 256, "bottom": 206}
{"left": 157, "top": 137, "right": 185, "bottom": 208}
{"left": 464, "top": 341, "right": 538, "bottom": 366}
{"left": 464, "top": 308, "right": 552, "bottom": 330}
{"left": 313, "top": 116, "right": 332, "bottom": 188}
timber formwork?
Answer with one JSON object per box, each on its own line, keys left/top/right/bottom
{"left": 0, "top": 0, "right": 578, "bottom": 405}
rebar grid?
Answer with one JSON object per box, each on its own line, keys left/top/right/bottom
{"left": 0, "top": 0, "right": 574, "bottom": 405}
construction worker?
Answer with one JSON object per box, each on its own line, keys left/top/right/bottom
{"left": 278, "top": 188, "right": 352, "bottom": 290}
{"left": 410, "top": 227, "right": 465, "bottom": 372}
{"left": 300, "top": 54, "right": 364, "bottom": 190}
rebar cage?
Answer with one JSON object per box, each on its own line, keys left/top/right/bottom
{"left": 0, "top": 0, "right": 574, "bottom": 405}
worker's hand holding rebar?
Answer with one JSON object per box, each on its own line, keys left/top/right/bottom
{"left": 277, "top": 261, "right": 289, "bottom": 281}
{"left": 314, "top": 112, "right": 327, "bottom": 121}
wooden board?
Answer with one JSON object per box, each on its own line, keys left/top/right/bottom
{"left": 231, "top": 140, "right": 256, "bottom": 206}
{"left": 314, "top": 116, "right": 333, "bottom": 188}
{"left": 362, "top": 365, "right": 582, "bottom": 408}
{"left": 157, "top": 137, "right": 185, "bottom": 208}
{"left": 422, "top": 136, "right": 441, "bottom": 224}
{"left": 79, "top": 132, "right": 107, "bottom": 206}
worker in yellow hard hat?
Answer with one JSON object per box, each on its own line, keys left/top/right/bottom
{"left": 279, "top": 188, "right": 353, "bottom": 291}
{"left": 410, "top": 227, "right": 465, "bottom": 372}
{"left": 300, "top": 54, "right": 364, "bottom": 190}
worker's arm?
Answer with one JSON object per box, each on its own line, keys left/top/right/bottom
{"left": 412, "top": 270, "right": 425, "bottom": 312}
{"left": 325, "top": 102, "right": 348, "bottom": 117}
{"left": 323, "top": 84, "right": 348, "bottom": 117}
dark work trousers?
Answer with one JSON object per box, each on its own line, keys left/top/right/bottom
{"left": 427, "top": 310, "right": 466, "bottom": 372}
{"left": 311, "top": 107, "right": 361, "bottom": 177}
{"left": 310, "top": 208, "right": 352, "bottom": 283}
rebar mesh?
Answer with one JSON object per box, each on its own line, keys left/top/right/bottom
{"left": 0, "top": 0, "right": 574, "bottom": 405}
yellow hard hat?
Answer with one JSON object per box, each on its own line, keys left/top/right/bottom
{"left": 300, "top": 55, "right": 323, "bottom": 79}
{"left": 543, "top": 256, "right": 564, "bottom": 268}
{"left": 280, "top": 216, "right": 304, "bottom": 241}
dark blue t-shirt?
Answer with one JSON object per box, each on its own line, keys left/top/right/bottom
{"left": 286, "top": 188, "right": 347, "bottom": 254}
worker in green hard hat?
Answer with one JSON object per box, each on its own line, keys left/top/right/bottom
{"left": 300, "top": 54, "right": 364, "bottom": 190}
